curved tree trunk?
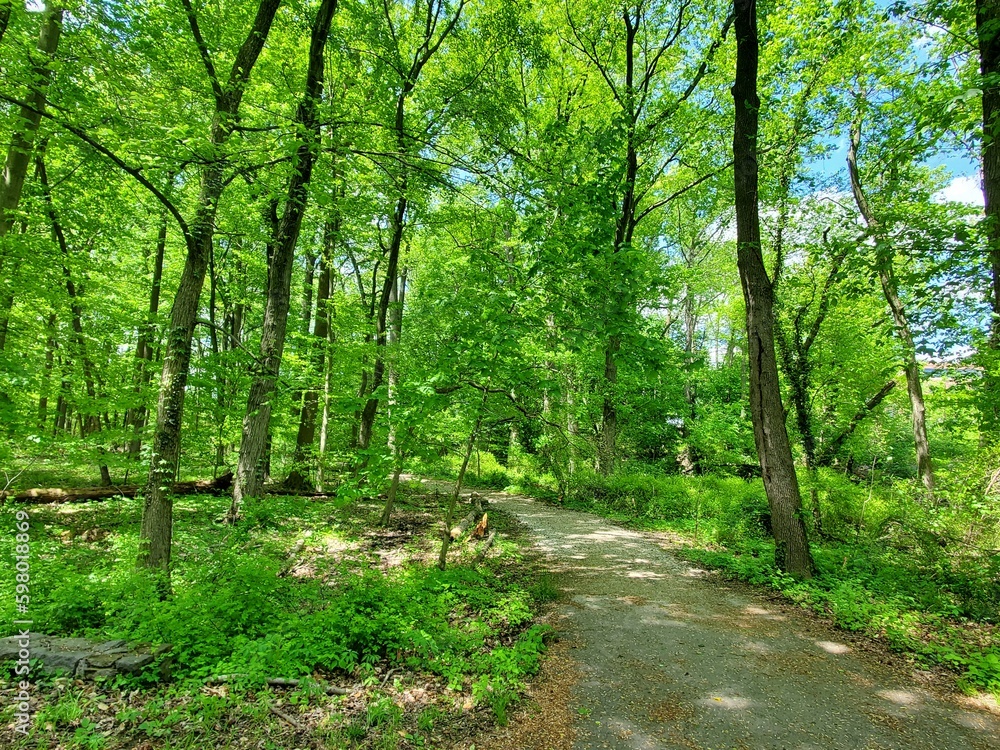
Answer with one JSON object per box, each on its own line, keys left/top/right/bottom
{"left": 847, "top": 117, "right": 934, "bottom": 493}
{"left": 732, "top": 0, "right": 813, "bottom": 578}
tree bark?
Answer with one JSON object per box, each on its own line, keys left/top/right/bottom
{"left": 381, "top": 269, "right": 407, "bottom": 525}
{"left": 37, "top": 151, "right": 111, "bottom": 486}
{"left": 3, "top": 472, "right": 233, "bottom": 504}
{"left": 977, "top": 0, "right": 1000, "bottom": 433}
{"left": 38, "top": 313, "right": 57, "bottom": 429}
{"left": 230, "top": 0, "right": 337, "bottom": 518}
{"left": 139, "top": 0, "right": 281, "bottom": 574}
{"left": 125, "top": 215, "right": 167, "bottom": 459}
{"left": 732, "top": 0, "right": 813, "bottom": 578}
{"left": 847, "top": 118, "right": 934, "bottom": 492}
{"left": 0, "top": 1, "right": 62, "bottom": 353}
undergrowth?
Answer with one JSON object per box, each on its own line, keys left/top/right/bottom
{"left": 0, "top": 486, "right": 553, "bottom": 748}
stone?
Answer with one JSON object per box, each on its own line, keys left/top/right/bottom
{"left": 0, "top": 635, "right": 171, "bottom": 682}
{"left": 85, "top": 653, "right": 121, "bottom": 668}
{"left": 114, "top": 654, "right": 155, "bottom": 674}
{"left": 93, "top": 640, "right": 129, "bottom": 654}
{"left": 37, "top": 650, "right": 90, "bottom": 675}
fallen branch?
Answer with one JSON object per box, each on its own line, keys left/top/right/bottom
{"left": 2, "top": 472, "right": 233, "bottom": 504}
{"left": 268, "top": 703, "right": 305, "bottom": 730}
{"left": 207, "top": 674, "right": 352, "bottom": 696}
{"left": 817, "top": 380, "right": 897, "bottom": 467}
{"left": 278, "top": 531, "right": 313, "bottom": 577}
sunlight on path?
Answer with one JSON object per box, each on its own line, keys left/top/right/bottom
{"left": 493, "top": 494, "right": 1000, "bottom": 750}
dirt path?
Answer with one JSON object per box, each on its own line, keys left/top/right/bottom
{"left": 489, "top": 492, "right": 1000, "bottom": 750}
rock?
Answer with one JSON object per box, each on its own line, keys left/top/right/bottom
{"left": 0, "top": 635, "right": 171, "bottom": 682}
{"left": 114, "top": 654, "right": 154, "bottom": 674}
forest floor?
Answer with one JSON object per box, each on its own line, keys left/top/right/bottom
{"left": 468, "top": 488, "right": 1000, "bottom": 750}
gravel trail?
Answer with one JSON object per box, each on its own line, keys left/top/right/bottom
{"left": 491, "top": 492, "right": 1000, "bottom": 750}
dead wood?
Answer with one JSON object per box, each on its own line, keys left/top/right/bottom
{"left": 2, "top": 472, "right": 233, "bottom": 504}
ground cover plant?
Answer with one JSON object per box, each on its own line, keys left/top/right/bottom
{"left": 0, "top": 480, "right": 553, "bottom": 749}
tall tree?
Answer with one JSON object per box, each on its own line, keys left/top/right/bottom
{"left": 229, "top": 0, "right": 338, "bottom": 516}
{"left": 356, "top": 0, "right": 467, "bottom": 451}
{"left": 847, "top": 116, "right": 934, "bottom": 492}
{"left": 977, "top": 0, "right": 1000, "bottom": 433}
{"left": 139, "top": 0, "right": 282, "bottom": 574}
{"left": 0, "top": 1, "right": 63, "bottom": 353}
{"left": 732, "top": 0, "right": 813, "bottom": 578}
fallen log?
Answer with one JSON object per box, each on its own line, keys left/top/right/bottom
{"left": 450, "top": 508, "right": 481, "bottom": 540}
{"left": 2, "top": 472, "right": 233, "bottom": 504}
{"left": 474, "top": 530, "right": 498, "bottom": 563}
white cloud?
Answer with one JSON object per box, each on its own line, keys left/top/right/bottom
{"left": 934, "top": 175, "right": 984, "bottom": 207}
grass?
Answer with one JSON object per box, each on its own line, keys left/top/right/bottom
{"left": 0, "top": 480, "right": 554, "bottom": 748}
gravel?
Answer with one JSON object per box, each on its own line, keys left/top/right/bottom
{"left": 492, "top": 493, "right": 1000, "bottom": 750}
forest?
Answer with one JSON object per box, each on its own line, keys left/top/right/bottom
{"left": 1, "top": 0, "right": 999, "bottom": 747}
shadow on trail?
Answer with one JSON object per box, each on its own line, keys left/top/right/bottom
{"left": 494, "top": 494, "right": 1000, "bottom": 750}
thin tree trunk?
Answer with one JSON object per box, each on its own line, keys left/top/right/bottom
{"left": 381, "top": 269, "right": 407, "bottom": 525}
{"left": 598, "top": 335, "right": 620, "bottom": 475}
{"left": 139, "top": 0, "right": 281, "bottom": 575}
{"left": 357, "top": 0, "right": 465, "bottom": 450}
{"left": 38, "top": 313, "right": 57, "bottom": 429}
{"left": 317, "top": 294, "right": 336, "bottom": 492}
{"left": 0, "top": 2, "right": 62, "bottom": 353}
{"left": 847, "top": 118, "right": 934, "bottom": 492}
{"left": 732, "top": 0, "right": 813, "bottom": 578}
{"left": 977, "top": 0, "right": 1000, "bottom": 432}
{"left": 817, "top": 380, "right": 897, "bottom": 466}
{"left": 286, "top": 218, "right": 338, "bottom": 489}
{"left": 37, "top": 151, "right": 111, "bottom": 486}
{"left": 438, "top": 393, "right": 488, "bottom": 570}
{"left": 230, "top": 0, "right": 337, "bottom": 518}
{"left": 126, "top": 216, "right": 167, "bottom": 459}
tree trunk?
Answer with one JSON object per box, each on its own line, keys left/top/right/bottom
{"left": 4, "top": 473, "right": 233, "bottom": 504}
{"left": 732, "top": 0, "right": 813, "bottom": 578}
{"left": 978, "top": 0, "right": 1000, "bottom": 433}
{"left": 37, "top": 151, "right": 111, "bottom": 486}
{"left": 230, "top": 0, "right": 337, "bottom": 518}
{"left": 125, "top": 215, "right": 167, "bottom": 459}
{"left": 286, "top": 203, "right": 340, "bottom": 489}
{"left": 438, "top": 393, "right": 488, "bottom": 570}
{"left": 38, "top": 313, "right": 57, "bottom": 429}
{"left": 381, "top": 269, "right": 407, "bottom": 525}
{"left": 139, "top": 0, "right": 281, "bottom": 574}
{"left": 0, "top": 1, "right": 62, "bottom": 353}
{"left": 847, "top": 118, "right": 934, "bottom": 492}
{"left": 598, "top": 334, "right": 620, "bottom": 475}
{"left": 356, "top": 1, "right": 465, "bottom": 450}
